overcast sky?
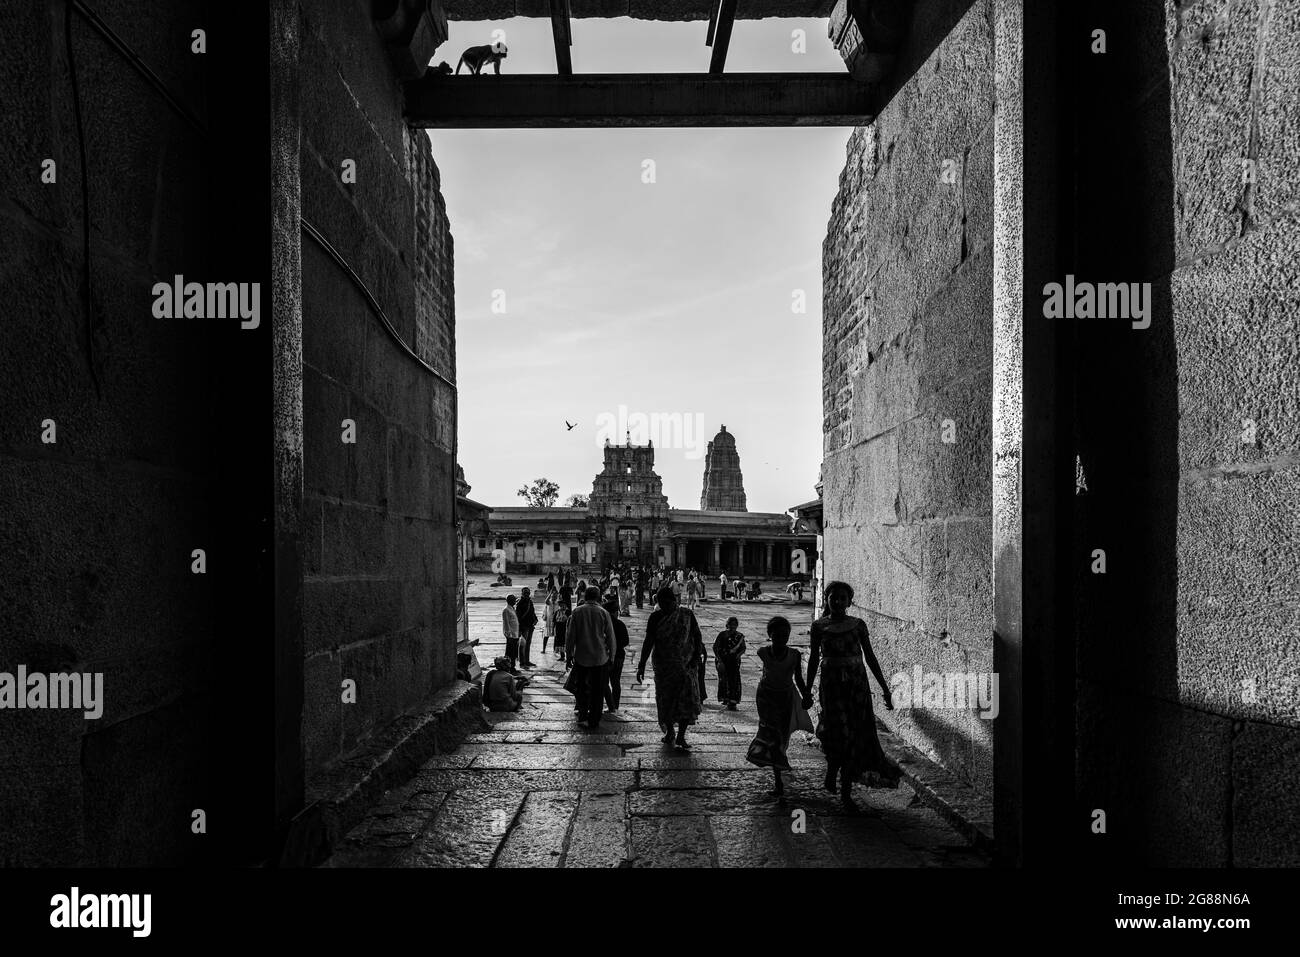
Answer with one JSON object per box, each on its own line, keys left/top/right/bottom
{"left": 433, "top": 17, "right": 852, "bottom": 513}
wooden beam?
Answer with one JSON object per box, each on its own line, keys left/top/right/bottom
{"left": 708, "top": 0, "right": 738, "bottom": 74}
{"left": 404, "top": 72, "right": 874, "bottom": 128}
{"left": 549, "top": 0, "right": 572, "bottom": 76}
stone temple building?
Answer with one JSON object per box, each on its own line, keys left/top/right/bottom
{"left": 699, "top": 425, "right": 747, "bottom": 511}
{"left": 471, "top": 426, "right": 816, "bottom": 577}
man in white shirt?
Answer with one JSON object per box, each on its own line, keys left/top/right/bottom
{"left": 502, "top": 595, "right": 520, "bottom": 671}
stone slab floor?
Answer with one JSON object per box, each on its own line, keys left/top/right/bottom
{"left": 325, "top": 576, "right": 990, "bottom": 868}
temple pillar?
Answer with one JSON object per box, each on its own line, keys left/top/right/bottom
{"left": 764, "top": 541, "right": 773, "bottom": 577}
{"left": 711, "top": 538, "right": 722, "bottom": 575}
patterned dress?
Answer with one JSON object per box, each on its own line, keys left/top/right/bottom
{"left": 646, "top": 607, "right": 704, "bottom": 732}
{"left": 746, "top": 646, "right": 803, "bottom": 770}
{"left": 811, "top": 615, "right": 900, "bottom": 787}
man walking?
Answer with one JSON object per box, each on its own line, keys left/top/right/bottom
{"left": 516, "top": 587, "right": 538, "bottom": 668}
{"left": 603, "top": 598, "right": 631, "bottom": 713}
{"left": 502, "top": 594, "right": 521, "bottom": 672}
{"left": 565, "top": 586, "right": 616, "bottom": 729}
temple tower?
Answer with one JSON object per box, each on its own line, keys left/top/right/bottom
{"left": 699, "top": 425, "right": 748, "bottom": 511}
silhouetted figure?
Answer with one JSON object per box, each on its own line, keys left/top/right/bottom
{"left": 746, "top": 616, "right": 813, "bottom": 795}
{"left": 807, "top": 581, "right": 900, "bottom": 811}
{"left": 636, "top": 587, "right": 704, "bottom": 749}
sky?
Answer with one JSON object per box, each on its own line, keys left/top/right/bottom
{"left": 434, "top": 17, "right": 852, "bottom": 514}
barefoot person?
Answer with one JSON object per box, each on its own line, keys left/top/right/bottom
{"left": 806, "top": 581, "right": 900, "bottom": 810}
{"left": 745, "top": 616, "right": 813, "bottom": 795}
{"left": 713, "top": 616, "right": 747, "bottom": 709}
{"left": 635, "top": 586, "right": 704, "bottom": 749}
{"left": 564, "top": 587, "right": 617, "bottom": 730}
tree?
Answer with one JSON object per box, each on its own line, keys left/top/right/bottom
{"left": 516, "top": 478, "right": 560, "bottom": 507}
{"left": 565, "top": 493, "right": 589, "bottom": 508}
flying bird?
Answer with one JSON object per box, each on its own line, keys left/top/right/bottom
{"left": 565, "top": 420, "right": 576, "bottom": 431}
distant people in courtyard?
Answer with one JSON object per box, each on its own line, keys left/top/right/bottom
{"left": 745, "top": 616, "right": 813, "bottom": 795}
{"left": 787, "top": 580, "right": 805, "bottom": 602}
{"left": 553, "top": 601, "right": 569, "bottom": 663}
{"left": 713, "top": 616, "right": 747, "bottom": 709}
{"left": 516, "top": 587, "right": 538, "bottom": 669}
{"left": 542, "top": 591, "right": 557, "bottom": 653}
{"left": 484, "top": 657, "right": 526, "bottom": 712}
{"left": 502, "top": 594, "right": 520, "bottom": 672}
{"left": 635, "top": 568, "right": 647, "bottom": 609}
{"left": 698, "top": 574, "right": 708, "bottom": 601}
{"left": 560, "top": 578, "right": 574, "bottom": 610}
{"left": 733, "top": 575, "right": 747, "bottom": 600}
{"left": 603, "top": 598, "right": 631, "bottom": 712}
{"left": 636, "top": 586, "right": 704, "bottom": 749}
{"left": 748, "top": 579, "right": 762, "bottom": 600}
{"left": 685, "top": 574, "right": 700, "bottom": 611}
{"left": 807, "top": 581, "right": 901, "bottom": 810}
{"left": 618, "top": 576, "right": 632, "bottom": 615}
{"left": 719, "top": 572, "right": 730, "bottom": 600}
{"left": 564, "top": 587, "right": 617, "bottom": 730}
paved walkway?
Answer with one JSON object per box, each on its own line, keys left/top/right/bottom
{"left": 325, "top": 579, "right": 990, "bottom": 868}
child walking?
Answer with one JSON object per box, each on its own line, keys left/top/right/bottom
{"left": 745, "top": 616, "right": 813, "bottom": 796}
{"left": 553, "top": 601, "right": 569, "bottom": 663}
{"left": 713, "top": 617, "right": 747, "bottom": 709}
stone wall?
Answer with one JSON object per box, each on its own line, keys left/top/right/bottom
{"left": 0, "top": 2, "right": 269, "bottom": 864}
{"left": 1071, "top": 0, "right": 1300, "bottom": 866}
{"left": 299, "top": 0, "right": 458, "bottom": 782}
{"left": 821, "top": 0, "right": 995, "bottom": 794}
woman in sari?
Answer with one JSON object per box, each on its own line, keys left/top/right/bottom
{"left": 806, "top": 580, "right": 900, "bottom": 810}
{"left": 635, "top": 586, "right": 704, "bottom": 749}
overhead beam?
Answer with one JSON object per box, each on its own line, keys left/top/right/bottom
{"left": 549, "top": 0, "right": 572, "bottom": 75}
{"left": 444, "top": 2, "right": 835, "bottom": 20}
{"left": 405, "top": 73, "right": 874, "bottom": 127}
{"left": 708, "top": 0, "right": 738, "bottom": 74}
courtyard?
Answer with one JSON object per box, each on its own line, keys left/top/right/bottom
{"left": 324, "top": 574, "right": 990, "bottom": 868}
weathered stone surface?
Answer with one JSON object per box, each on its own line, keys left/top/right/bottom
{"left": 1171, "top": 214, "right": 1300, "bottom": 472}
{"left": 394, "top": 790, "right": 521, "bottom": 867}
{"left": 630, "top": 815, "right": 714, "bottom": 867}
{"left": 1176, "top": 467, "right": 1300, "bottom": 722}
{"left": 564, "top": 791, "right": 629, "bottom": 867}
{"left": 822, "top": 0, "right": 995, "bottom": 801}
{"left": 412, "top": 769, "right": 636, "bottom": 792}
{"left": 1167, "top": 0, "right": 1260, "bottom": 260}
{"left": 1232, "top": 721, "right": 1300, "bottom": 865}
{"left": 1076, "top": 680, "right": 1232, "bottom": 866}
{"left": 631, "top": 789, "right": 789, "bottom": 817}
{"left": 709, "top": 816, "right": 793, "bottom": 868}
{"left": 496, "top": 792, "right": 580, "bottom": 868}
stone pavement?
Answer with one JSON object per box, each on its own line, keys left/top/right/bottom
{"left": 324, "top": 577, "right": 990, "bottom": 868}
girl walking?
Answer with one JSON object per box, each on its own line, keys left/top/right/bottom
{"left": 745, "top": 615, "right": 813, "bottom": 796}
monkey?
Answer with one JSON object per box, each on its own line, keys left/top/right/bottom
{"left": 433, "top": 61, "right": 453, "bottom": 75}
{"left": 456, "top": 42, "right": 508, "bottom": 75}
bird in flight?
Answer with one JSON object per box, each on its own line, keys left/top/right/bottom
{"left": 565, "top": 420, "right": 576, "bottom": 431}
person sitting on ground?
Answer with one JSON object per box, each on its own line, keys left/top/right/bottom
{"left": 484, "top": 657, "right": 525, "bottom": 712}
{"left": 749, "top": 579, "right": 762, "bottom": 600}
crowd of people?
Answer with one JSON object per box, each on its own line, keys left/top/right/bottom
{"left": 488, "top": 564, "right": 899, "bottom": 809}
